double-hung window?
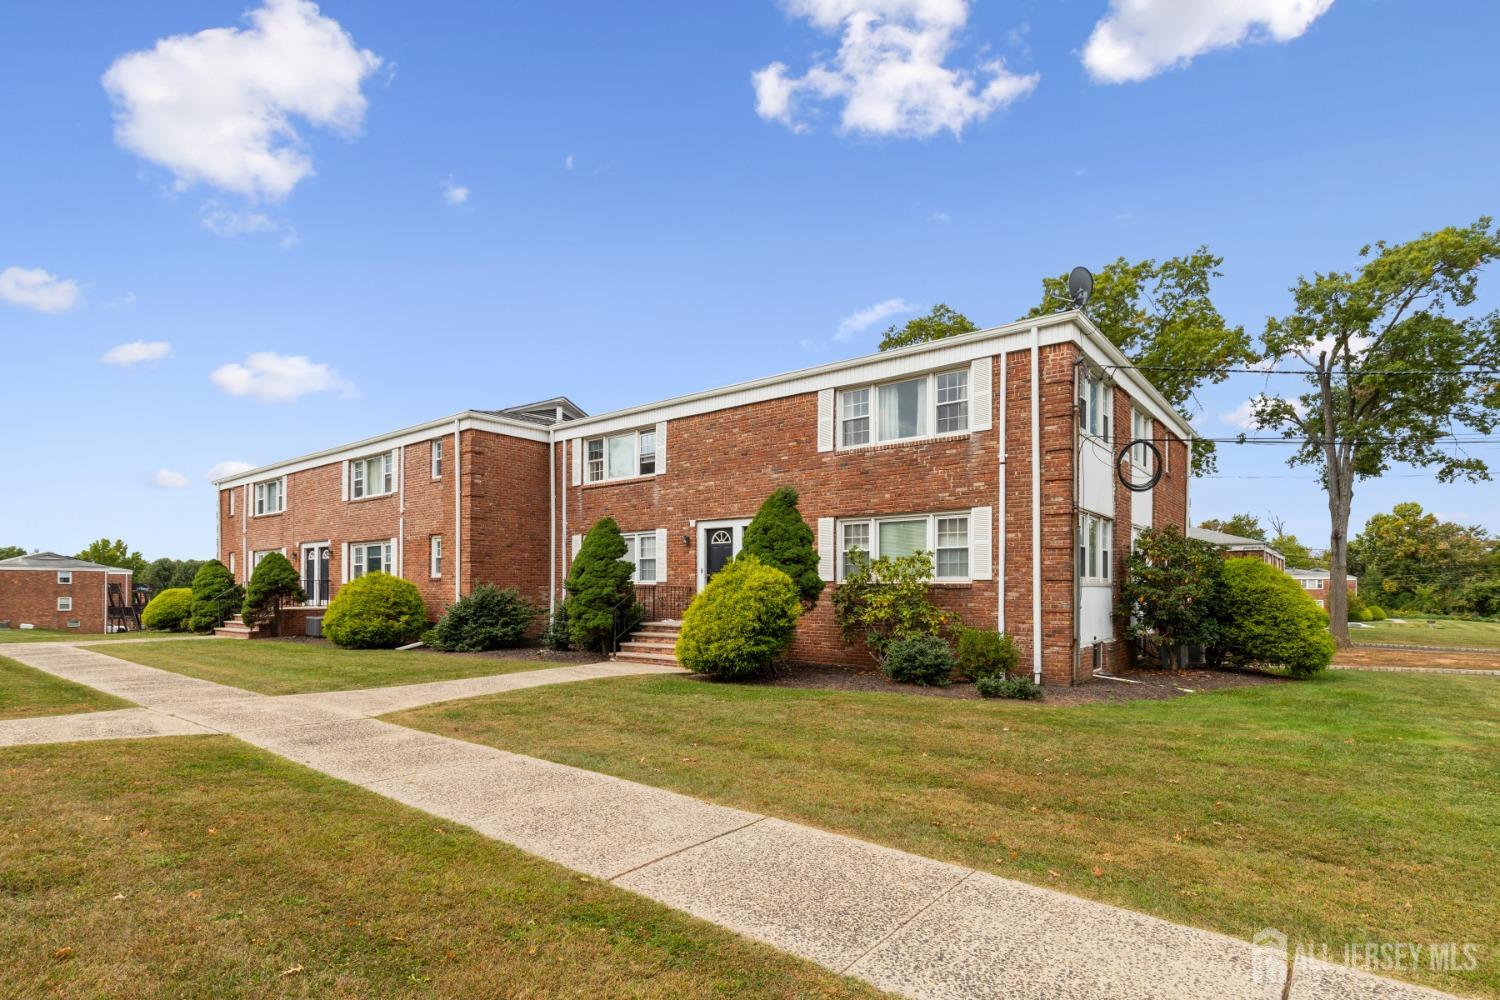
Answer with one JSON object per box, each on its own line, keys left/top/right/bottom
{"left": 228, "top": 491, "right": 235, "bottom": 517}
{"left": 57, "top": 596, "right": 72, "bottom": 612}
{"left": 837, "top": 369, "right": 968, "bottom": 448}
{"left": 584, "top": 430, "right": 657, "bottom": 483}
{"left": 1079, "top": 370, "right": 1112, "bottom": 440}
{"left": 253, "top": 478, "right": 284, "bottom": 515}
{"left": 622, "top": 531, "right": 658, "bottom": 583}
{"left": 351, "top": 452, "right": 395, "bottom": 499}
{"left": 431, "top": 439, "right": 444, "bottom": 479}
{"left": 1078, "top": 513, "right": 1112, "bottom": 583}
{"left": 837, "top": 513, "right": 971, "bottom": 581}
{"left": 57, "top": 571, "right": 72, "bottom": 585}
{"left": 430, "top": 536, "right": 443, "bottom": 578}
{"left": 1131, "top": 409, "right": 1153, "bottom": 466}
{"left": 350, "top": 540, "right": 393, "bottom": 579}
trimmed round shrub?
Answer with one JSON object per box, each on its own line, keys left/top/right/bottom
{"left": 677, "top": 555, "right": 801, "bottom": 679}
{"left": 883, "top": 635, "right": 956, "bottom": 687}
{"left": 1365, "top": 605, "right": 1386, "bottom": 621}
{"left": 953, "top": 626, "right": 1019, "bottom": 681}
{"left": 977, "top": 675, "right": 1043, "bottom": 700}
{"left": 189, "top": 559, "right": 242, "bottom": 632}
{"left": 432, "top": 585, "right": 537, "bottom": 652}
{"left": 141, "top": 587, "right": 193, "bottom": 632}
{"left": 1217, "top": 559, "right": 1335, "bottom": 678}
{"left": 322, "top": 572, "right": 428, "bottom": 649}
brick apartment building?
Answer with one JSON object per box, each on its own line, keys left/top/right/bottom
{"left": 0, "top": 552, "right": 135, "bottom": 633}
{"left": 1188, "top": 527, "right": 1288, "bottom": 572}
{"left": 216, "top": 311, "right": 1193, "bottom": 685}
{"left": 1287, "top": 568, "right": 1359, "bottom": 609}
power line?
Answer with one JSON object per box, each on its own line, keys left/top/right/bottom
{"left": 1100, "top": 363, "right": 1500, "bottom": 377}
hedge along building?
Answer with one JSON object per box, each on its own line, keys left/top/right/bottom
{"left": 0, "top": 552, "right": 135, "bottom": 633}
{"left": 215, "top": 311, "right": 1193, "bottom": 685}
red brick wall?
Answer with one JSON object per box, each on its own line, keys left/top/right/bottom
{"left": 219, "top": 428, "right": 547, "bottom": 622}
{"left": 0, "top": 569, "right": 130, "bottom": 633}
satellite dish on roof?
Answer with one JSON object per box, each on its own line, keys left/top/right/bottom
{"left": 1067, "top": 266, "right": 1094, "bottom": 310}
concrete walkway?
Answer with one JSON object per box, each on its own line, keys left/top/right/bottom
{"left": 1332, "top": 663, "right": 1500, "bottom": 677}
{"left": 0, "top": 642, "right": 1457, "bottom": 1000}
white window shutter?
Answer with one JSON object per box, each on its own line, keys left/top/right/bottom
{"left": 817, "top": 517, "right": 836, "bottom": 581}
{"left": 340, "top": 461, "right": 349, "bottom": 501}
{"left": 817, "top": 388, "right": 835, "bottom": 452}
{"left": 571, "top": 533, "right": 583, "bottom": 560}
{"left": 969, "top": 506, "right": 993, "bottom": 580}
{"left": 655, "top": 421, "right": 668, "bottom": 474}
{"left": 655, "top": 527, "right": 668, "bottom": 582}
{"left": 970, "top": 357, "right": 993, "bottom": 432}
{"left": 571, "top": 440, "right": 583, "bottom": 486}
{"left": 340, "top": 542, "right": 350, "bottom": 584}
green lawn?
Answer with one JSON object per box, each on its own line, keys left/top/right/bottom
{"left": 103, "top": 639, "right": 562, "bottom": 696}
{"left": 1354, "top": 616, "right": 1500, "bottom": 650}
{"left": 0, "top": 655, "right": 133, "bottom": 720}
{"left": 0, "top": 628, "right": 172, "bottom": 644}
{"left": 391, "top": 671, "right": 1500, "bottom": 997}
{"left": 0, "top": 737, "right": 877, "bottom": 999}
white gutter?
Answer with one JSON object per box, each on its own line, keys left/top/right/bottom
{"left": 997, "top": 351, "right": 1006, "bottom": 634}
{"left": 452, "top": 420, "right": 462, "bottom": 603}
{"left": 548, "top": 407, "right": 558, "bottom": 614}
{"left": 397, "top": 445, "right": 406, "bottom": 581}
{"left": 241, "top": 484, "right": 248, "bottom": 584}
{"left": 1030, "top": 325, "right": 1043, "bottom": 685}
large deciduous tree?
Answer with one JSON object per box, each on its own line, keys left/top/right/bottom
{"left": 76, "top": 538, "right": 147, "bottom": 577}
{"left": 877, "top": 304, "right": 978, "bottom": 351}
{"left": 1249, "top": 219, "right": 1500, "bottom": 644}
{"left": 1348, "top": 502, "right": 1491, "bottom": 613}
{"left": 1195, "top": 513, "right": 1265, "bottom": 539}
{"left": 0, "top": 545, "right": 26, "bottom": 560}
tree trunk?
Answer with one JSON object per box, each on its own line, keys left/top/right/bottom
{"left": 1326, "top": 478, "right": 1354, "bottom": 647}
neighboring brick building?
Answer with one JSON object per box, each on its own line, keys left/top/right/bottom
{"left": 1188, "top": 527, "right": 1287, "bottom": 572}
{"left": 0, "top": 552, "right": 135, "bottom": 633}
{"left": 215, "top": 311, "right": 1193, "bottom": 685}
{"left": 1287, "top": 568, "right": 1358, "bottom": 609}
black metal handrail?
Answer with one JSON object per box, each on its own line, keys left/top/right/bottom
{"left": 633, "top": 584, "right": 695, "bottom": 623}
{"left": 299, "top": 577, "right": 334, "bottom": 607}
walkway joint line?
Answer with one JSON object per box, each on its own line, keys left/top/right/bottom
{"left": 839, "top": 869, "right": 977, "bottom": 975}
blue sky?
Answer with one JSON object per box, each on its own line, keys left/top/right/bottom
{"left": 2, "top": 0, "right": 1497, "bottom": 559}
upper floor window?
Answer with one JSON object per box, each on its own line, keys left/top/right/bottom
{"left": 1078, "top": 512, "right": 1112, "bottom": 583}
{"left": 1131, "top": 408, "right": 1153, "bottom": 466}
{"left": 253, "top": 478, "right": 285, "bottom": 515}
{"left": 228, "top": 491, "right": 235, "bottom": 517}
{"left": 585, "top": 429, "right": 656, "bottom": 483}
{"left": 430, "top": 535, "right": 443, "bottom": 578}
{"left": 622, "top": 531, "right": 658, "bottom": 583}
{"left": 1079, "top": 370, "right": 1112, "bottom": 440}
{"left": 431, "top": 439, "right": 444, "bottom": 479}
{"left": 351, "top": 451, "right": 395, "bottom": 499}
{"left": 837, "top": 369, "right": 969, "bottom": 448}
{"left": 57, "top": 596, "right": 72, "bottom": 612}
{"left": 57, "top": 571, "right": 72, "bottom": 585}
{"left": 838, "top": 512, "right": 971, "bottom": 582}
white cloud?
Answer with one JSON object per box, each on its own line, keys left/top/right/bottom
{"left": 200, "top": 201, "right": 277, "bottom": 236}
{"left": 754, "top": 0, "right": 1038, "bottom": 138}
{"left": 442, "top": 178, "right": 470, "bottom": 205}
{"left": 101, "top": 0, "right": 382, "bottom": 200}
{"left": 929, "top": 209, "right": 951, "bottom": 224}
{"left": 100, "top": 340, "right": 172, "bottom": 367}
{"left": 836, "top": 297, "right": 918, "bottom": 341}
{"left": 152, "top": 469, "right": 190, "bottom": 489}
{"left": 564, "top": 154, "right": 576, "bottom": 170}
{"left": 0, "top": 266, "right": 81, "bottom": 313}
{"left": 206, "top": 460, "right": 255, "bottom": 481}
{"left": 210, "top": 351, "right": 353, "bottom": 402}
{"left": 1083, "top": 0, "right": 1333, "bottom": 84}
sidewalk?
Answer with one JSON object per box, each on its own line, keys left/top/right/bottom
{"left": 1, "top": 641, "right": 1456, "bottom": 1000}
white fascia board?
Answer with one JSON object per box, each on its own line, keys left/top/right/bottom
{"left": 555, "top": 313, "right": 1084, "bottom": 442}
{"left": 214, "top": 411, "right": 547, "bottom": 489}
{"left": 1070, "top": 314, "right": 1196, "bottom": 442}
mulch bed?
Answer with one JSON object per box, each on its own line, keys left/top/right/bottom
{"left": 742, "top": 661, "right": 1285, "bottom": 705}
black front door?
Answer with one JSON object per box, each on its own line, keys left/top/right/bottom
{"left": 705, "top": 528, "right": 735, "bottom": 581}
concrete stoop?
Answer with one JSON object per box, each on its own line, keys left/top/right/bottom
{"left": 612, "top": 620, "right": 681, "bottom": 666}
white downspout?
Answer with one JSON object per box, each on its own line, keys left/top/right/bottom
{"left": 548, "top": 416, "right": 557, "bottom": 615}
{"left": 998, "top": 351, "right": 1007, "bottom": 635}
{"left": 561, "top": 439, "right": 568, "bottom": 603}
{"left": 1030, "top": 325, "right": 1042, "bottom": 685}
{"left": 241, "top": 484, "right": 249, "bottom": 584}
{"left": 452, "top": 420, "right": 462, "bottom": 602}
{"left": 397, "top": 444, "right": 405, "bottom": 579}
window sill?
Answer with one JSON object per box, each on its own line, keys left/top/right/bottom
{"left": 1080, "top": 579, "right": 1112, "bottom": 588}
{"left": 251, "top": 511, "right": 285, "bottom": 519}
{"left": 581, "top": 473, "right": 659, "bottom": 489}
{"left": 347, "top": 492, "right": 397, "bottom": 503}
{"left": 836, "top": 429, "right": 973, "bottom": 454}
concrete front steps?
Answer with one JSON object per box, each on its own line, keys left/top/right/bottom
{"left": 212, "top": 614, "right": 267, "bottom": 640}
{"left": 611, "top": 621, "right": 681, "bottom": 666}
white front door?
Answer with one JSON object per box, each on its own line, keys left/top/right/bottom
{"left": 301, "top": 543, "right": 332, "bottom": 605}
{"left": 696, "top": 519, "right": 750, "bottom": 591}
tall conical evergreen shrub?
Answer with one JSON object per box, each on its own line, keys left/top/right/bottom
{"left": 242, "top": 552, "right": 305, "bottom": 632}
{"left": 741, "top": 486, "right": 824, "bottom": 605}
{"left": 189, "top": 559, "right": 242, "bottom": 632}
{"left": 564, "top": 517, "right": 636, "bottom": 651}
